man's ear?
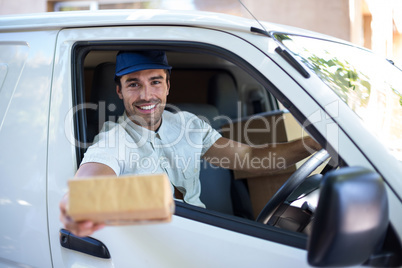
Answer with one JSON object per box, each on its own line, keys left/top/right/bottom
{"left": 116, "top": 85, "right": 123, "bottom": 99}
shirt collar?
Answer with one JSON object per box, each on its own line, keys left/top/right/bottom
{"left": 122, "top": 112, "right": 164, "bottom": 142}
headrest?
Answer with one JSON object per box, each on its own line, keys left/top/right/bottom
{"left": 208, "top": 73, "right": 239, "bottom": 120}
{"left": 168, "top": 103, "right": 221, "bottom": 130}
{"left": 90, "top": 62, "right": 124, "bottom": 120}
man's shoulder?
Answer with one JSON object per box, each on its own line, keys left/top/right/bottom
{"left": 93, "top": 118, "right": 127, "bottom": 141}
{"left": 164, "top": 109, "right": 200, "bottom": 122}
{"left": 100, "top": 119, "right": 123, "bottom": 133}
{"left": 164, "top": 109, "right": 198, "bottom": 117}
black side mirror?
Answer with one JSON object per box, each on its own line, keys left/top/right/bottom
{"left": 307, "top": 166, "right": 388, "bottom": 266}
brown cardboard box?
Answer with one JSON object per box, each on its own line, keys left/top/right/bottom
{"left": 221, "top": 111, "right": 304, "bottom": 218}
{"left": 68, "top": 173, "right": 174, "bottom": 225}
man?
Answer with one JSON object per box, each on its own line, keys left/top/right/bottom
{"left": 60, "top": 50, "right": 321, "bottom": 236}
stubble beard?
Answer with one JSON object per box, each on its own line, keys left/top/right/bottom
{"left": 128, "top": 100, "right": 165, "bottom": 130}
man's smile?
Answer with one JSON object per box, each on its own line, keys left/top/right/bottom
{"left": 137, "top": 104, "right": 157, "bottom": 111}
{"left": 133, "top": 100, "right": 161, "bottom": 113}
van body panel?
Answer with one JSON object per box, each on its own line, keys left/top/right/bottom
{"left": 0, "top": 30, "right": 57, "bottom": 267}
{"left": 46, "top": 25, "right": 314, "bottom": 267}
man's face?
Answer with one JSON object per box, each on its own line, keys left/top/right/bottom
{"left": 116, "top": 69, "right": 170, "bottom": 131}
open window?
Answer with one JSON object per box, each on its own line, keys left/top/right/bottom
{"left": 71, "top": 41, "right": 339, "bottom": 249}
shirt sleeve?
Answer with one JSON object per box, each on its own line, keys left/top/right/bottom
{"left": 80, "top": 149, "right": 122, "bottom": 175}
{"left": 177, "top": 111, "right": 222, "bottom": 156}
{"left": 80, "top": 122, "right": 124, "bottom": 175}
{"left": 199, "top": 116, "right": 222, "bottom": 156}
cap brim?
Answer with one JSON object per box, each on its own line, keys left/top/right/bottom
{"left": 115, "top": 63, "right": 172, "bottom": 77}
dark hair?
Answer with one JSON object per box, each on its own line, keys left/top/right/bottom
{"left": 115, "top": 69, "right": 171, "bottom": 88}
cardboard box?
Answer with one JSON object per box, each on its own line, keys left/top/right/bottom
{"left": 221, "top": 111, "right": 303, "bottom": 218}
{"left": 68, "top": 173, "right": 174, "bottom": 225}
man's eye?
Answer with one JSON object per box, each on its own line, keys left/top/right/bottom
{"left": 152, "top": 81, "right": 161, "bottom": 85}
{"left": 128, "top": 83, "right": 139, "bottom": 87}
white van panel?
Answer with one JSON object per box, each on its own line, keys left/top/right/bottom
{"left": 0, "top": 42, "right": 29, "bottom": 127}
{"left": 0, "top": 31, "right": 57, "bottom": 268}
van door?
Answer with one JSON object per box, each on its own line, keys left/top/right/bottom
{"left": 47, "top": 25, "right": 324, "bottom": 267}
{"left": 0, "top": 30, "right": 57, "bottom": 268}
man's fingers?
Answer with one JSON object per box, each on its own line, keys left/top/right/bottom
{"left": 59, "top": 192, "right": 105, "bottom": 237}
{"left": 65, "top": 220, "right": 97, "bottom": 237}
{"left": 72, "top": 221, "right": 95, "bottom": 237}
{"left": 93, "top": 223, "right": 106, "bottom": 232}
{"left": 73, "top": 221, "right": 105, "bottom": 237}
{"left": 59, "top": 193, "right": 68, "bottom": 214}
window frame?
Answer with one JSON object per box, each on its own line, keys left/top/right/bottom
{"left": 70, "top": 39, "right": 326, "bottom": 249}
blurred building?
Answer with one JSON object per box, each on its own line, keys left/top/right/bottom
{"left": 0, "top": 0, "right": 401, "bottom": 66}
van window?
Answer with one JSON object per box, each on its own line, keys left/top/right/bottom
{"left": 71, "top": 42, "right": 317, "bottom": 248}
{"left": 275, "top": 34, "right": 402, "bottom": 161}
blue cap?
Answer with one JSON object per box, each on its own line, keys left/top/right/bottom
{"left": 115, "top": 50, "right": 172, "bottom": 79}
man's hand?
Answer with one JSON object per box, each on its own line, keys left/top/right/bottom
{"left": 59, "top": 192, "right": 105, "bottom": 237}
{"left": 59, "top": 162, "right": 115, "bottom": 236}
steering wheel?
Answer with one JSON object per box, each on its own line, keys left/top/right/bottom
{"left": 256, "top": 149, "right": 330, "bottom": 224}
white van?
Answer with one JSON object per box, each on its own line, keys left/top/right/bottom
{"left": 1, "top": 9, "right": 401, "bottom": 267}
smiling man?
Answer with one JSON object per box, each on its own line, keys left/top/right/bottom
{"left": 114, "top": 51, "right": 171, "bottom": 131}
{"left": 60, "top": 50, "right": 321, "bottom": 236}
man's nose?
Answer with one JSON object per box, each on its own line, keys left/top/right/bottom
{"left": 140, "top": 85, "right": 152, "bottom": 101}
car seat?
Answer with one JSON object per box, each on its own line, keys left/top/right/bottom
{"left": 87, "top": 62, "right": 124, "bottom": 144}
{"left": 208, "top": 72, "right": 255, "bottom": 220}
{"left": 168, "top": 102, "right": 234, "bottom": 215}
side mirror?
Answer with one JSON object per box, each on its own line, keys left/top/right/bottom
{"left": 307, "top": 166, "right": 388, "bottom": 266}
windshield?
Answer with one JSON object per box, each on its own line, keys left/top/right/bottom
{"left": 275, "top": 34, "right": 402, "bottom": 161}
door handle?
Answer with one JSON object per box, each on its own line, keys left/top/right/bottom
{"left": 59, "top": 229, "right": 111, "bottom": 259}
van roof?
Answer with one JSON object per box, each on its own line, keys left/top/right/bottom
{"left": 0, "top": 9, "right": 346, "bottom": 45}
{"left": 0, "top": 9, "right": 257, "bottom": 32}
{"left": 0, "top": 9, "right": 329, "bottom": 37}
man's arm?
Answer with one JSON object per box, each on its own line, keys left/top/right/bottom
{"left": 203, "top": 136, "right": 321, "bottom": 174}
{"left": 59, "top": 163, "right": 116, "bottom": 237}
{"left": 75, "top": 162, "right": 116, "bottom": 177}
